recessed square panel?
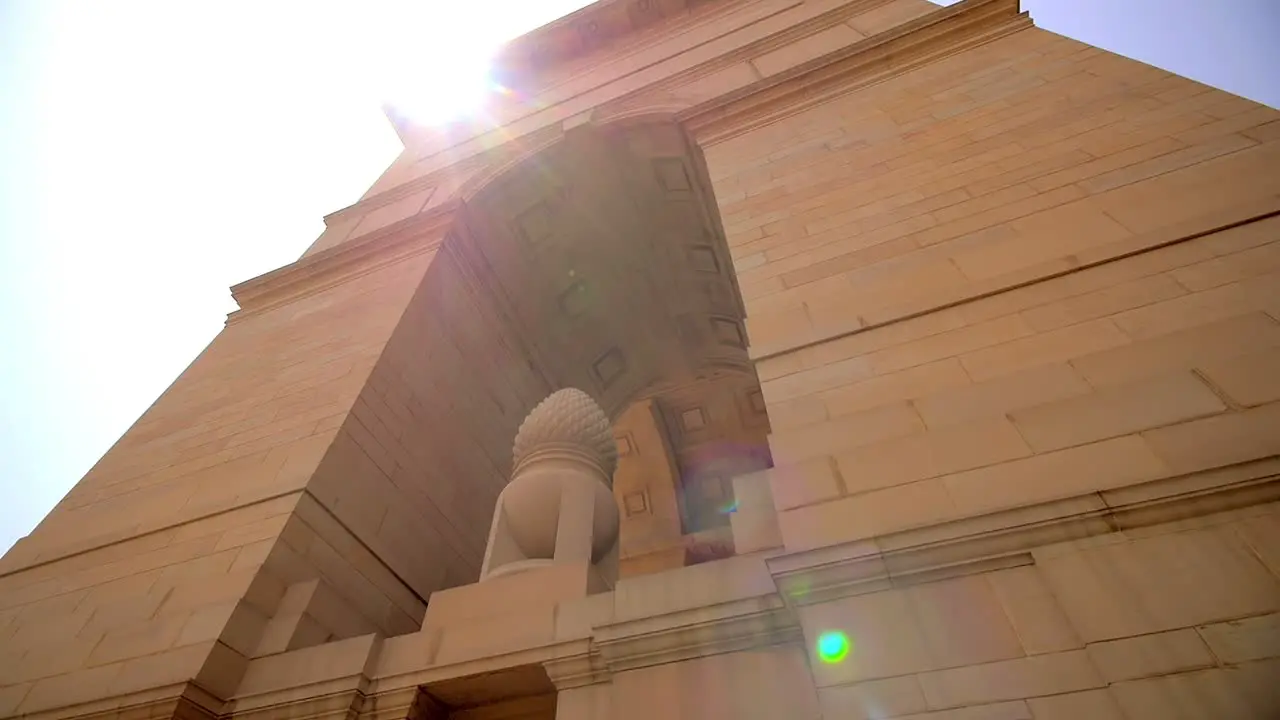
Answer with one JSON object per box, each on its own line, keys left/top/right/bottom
{"left": 680, "top": 407, "right": 707, "bottom": 431}
{"left": 710, "top": 317, "right": 746, "bottom": 349}
{"left": 687, "top": 245, "right": 720, "bottom": 274}
{"left": 623, "top": 491, "right": 649, "bottom": 517}
{"left": 654, "top": 157, "right": 692, "bottom": 193}
{"left": 557, "top": 280, "right": 592, "bottom": 317}
{"left": 702, "top": 281, "right": 737, "bottom": 315}
{"left": 592, "top": 347, "right": 627, "bottom": 389}
{"left": 516, "top": 202, "right": 553, "bottom": 245}
{"left": 739, "top": 387, "right": 770, "bottom": 429}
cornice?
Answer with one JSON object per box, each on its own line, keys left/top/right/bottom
{"left": 769, "top": 459, "right": 1280, "bottom": 608}
{"left": 13, "top": 682, "right": 223, "bottom": 720}
{"left": 372, "top": 461, "right": 1278, "bottom": 693}
{"left": 25, "top": 463, "right": 1274, "bottom": 720}
{"left": 594, "top": 594, "right": 803, "bottom": 673}
{"left": 227, "top": 200, "right": 460, "bottom": 323}
{"left": 378, "top": 0, "right": 1025, "bottom": 210}
{"left": 322, "top": 121, "right": 565, "bottom": 231}
{"left": 540, "top": 642, "right": 612, "bottom": 691}
{"left": 595, "top": 0, "right": 894, "bottom": 123}
{"left": 321, "top": 175, "right": 438, "bottom": 229}
{"left": 339, "top": 463, "right": 1280, "bottom": 707}
{"left": 490, "top": 0, "right": 740, "bottom": 92}
{"left": 681, "top": 0, "right": 1029, "bottom": 143}
{"left": 229, "top": 689, "right": 362, "bottom": 720}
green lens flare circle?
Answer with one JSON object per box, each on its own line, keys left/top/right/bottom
{"left": 816, "top": 631, "right": 850, "bottom": 663}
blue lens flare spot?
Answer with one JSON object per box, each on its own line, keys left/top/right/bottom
{"left": 816, "top": 631, "right": 850, "bottom": 664}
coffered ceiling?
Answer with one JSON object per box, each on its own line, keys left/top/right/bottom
{"left": 452, "top": 120, "right": 755, "bottom": 421}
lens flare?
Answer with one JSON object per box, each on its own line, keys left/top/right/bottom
{"left": 816, "top": 631, "right": 851, "bottom": 664}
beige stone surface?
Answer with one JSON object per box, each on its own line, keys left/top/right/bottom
{"left": 1197, "top": 613, "right": 1280, "bottom": 664}
{"left": 800, "top": 588, "right": 936, "bottom": 686}
{"left": 1035, "top": 524, "right": 1280, "bottom": 643}
{"left": 916, "top": 650, "right": 1104, "bottom": 710}
{"left": 608, "top": 645, "right": 822, "bottom": 720}
{"left": 1026, "top": 690, "right": 1126, "bottom": 720}
{"left": 1109, "top": 658, "right": 1280, "bottom": 720}
{"left": 1085, "top": 628, "right": 1216, "bottom": 683}
{"left": 818, "top": 676, "right": 928, "bottom": 720}
{"left": 1196, "top": 347, "right": 1280, "bottom": 407}
{"left": 767, "top": 457, "right": 844, "bottom": 512}
{"left": 985, "top": 567, "right": 1083, "bottom": 656}
{"left": 5, "top": 0, "right": 1280, "bottom": 717}
{"left": 1008, "top": 371, "right": 1226, "bottom": 452}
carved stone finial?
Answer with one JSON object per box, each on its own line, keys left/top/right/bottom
{"left": 512, "top": 388, "right": 617, "bottom": 477}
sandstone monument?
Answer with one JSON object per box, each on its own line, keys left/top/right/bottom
{"left": 2, "top": 0, "right": 1278, "bottom": 718}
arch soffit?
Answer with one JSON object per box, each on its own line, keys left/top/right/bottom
{"left": 432, "top": 116, "right": 755, "bottom": 422}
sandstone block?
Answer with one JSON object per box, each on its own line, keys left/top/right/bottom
{"left": 779, "top": 479, "right": 956, "bottom": 551}
{"left": 1141, "top": 401, "right": 1280, "bottom": 474}
{"left": 817, "top": 676, "right": 928, "bottom": 720}
{"left": 1009, "top": 371, "right": 1226, "bottom": 452}
{"left": 959, "top": 318, "right": 1130, "bottom": 382}
{"left": 1026, "top": 690, "right": 1126, "bottom": 720}
{"left": 1195, "top": 347, "right": 1280, "bottom": 407}
{"left": 986, "top": 566, "right": 1083, "bottom": 655}
{"left": 1086, "top": 628, "right": 1215, "bottom": 683}
{"left": 769, "top": 402, "right": 924, "bottom": 464}
{"left": 800, "top": 589, "right": 936, "bottom": 686}
{"left": 917, "top": 650, "right": 1103, "bottom": 710}
{"left": 913, "top": 363, "right": 1090, "bottom": 429}
{"left": 1109, "top": 658, "right": 1280, "bottom": 720}
{"left": 768, "top": 457, "right": 844, "bottom": 512}
{"left": 1197, "top": 612, "right": 1280, "bottom": 664}
{"left": 836, "top": 418, "right": 1031, "bottom": 493}
{"left": 1035, "top": 526, "right": 1280, "bottom": 643}
{"left": 907, "top": 576, "right": 1026, "bottom": 669}
{"left": 943, "top": 435, "right": 1168, "bottom": 515}
{"left": 1071, "top": 312, "right": 1280, "bottom": 387}
{"left": 822, "top": 358, "right": 971, "bottom": 420}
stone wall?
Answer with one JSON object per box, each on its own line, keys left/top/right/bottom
{"left": 0, "top": 247, "right": 439, "bottom": 715}
{"left": 3, "top": 1, "right": 1278, "bottom": 718}
{"left": 704, "top": 24, "right": 1280, "bottom": 552}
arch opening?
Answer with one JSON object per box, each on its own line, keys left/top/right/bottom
{"left": 400, "top": 118, "right": 772, "bottom": 588}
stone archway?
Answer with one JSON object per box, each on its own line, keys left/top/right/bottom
{"left": 390, "top": 117, "right": 772, "bottom": 588}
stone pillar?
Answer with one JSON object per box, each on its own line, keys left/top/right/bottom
{"left": 480, "top": 389, "right": 620, "bottom": 592}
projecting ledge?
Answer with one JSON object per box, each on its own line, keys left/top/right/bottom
{"left": 217, "top": 457, "right": 1280, "bottom": 717}
{"left": 768, "top": 456, "right": 1280, "bottom": 608}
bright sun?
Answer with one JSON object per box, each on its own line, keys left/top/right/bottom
{"left": 370, "top": 0, "right": 595, "bottom": 127}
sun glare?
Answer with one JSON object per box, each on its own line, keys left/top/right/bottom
{"left": 369, "top": 0, "right": 595, "bottom": 128}
{"left": 387, "top": 58, "right": 495, "bottom": 127}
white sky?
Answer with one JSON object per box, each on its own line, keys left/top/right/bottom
{"left": 0, "top": 0, "right": 1277, "bottom": 554}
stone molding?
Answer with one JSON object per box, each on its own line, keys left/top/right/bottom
{"left": 249, "top": 0, "right": 1026, "bottom": 320}
{"left": 227, "top": 200, "right": 459, "bottom": 322}
{"left": 665, "top": 0, "right": 1028, "bottom": 143}
{"left": 16, "top": 682, "right": 222, "bottom": 720}
{"left": 321, "top": 123, "right": 565, "bottom": 233}
{"left": 769, "top": 457, "right": 1280, "bottom": 608}
{"left": 21, "top": 459, "right": 1275, "bottom": 720}
{"left": 0, "top": 490, "right": 302, "bottom": 582}
{"left": 593, "top": 595, "right": 802, "bottom": 675}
